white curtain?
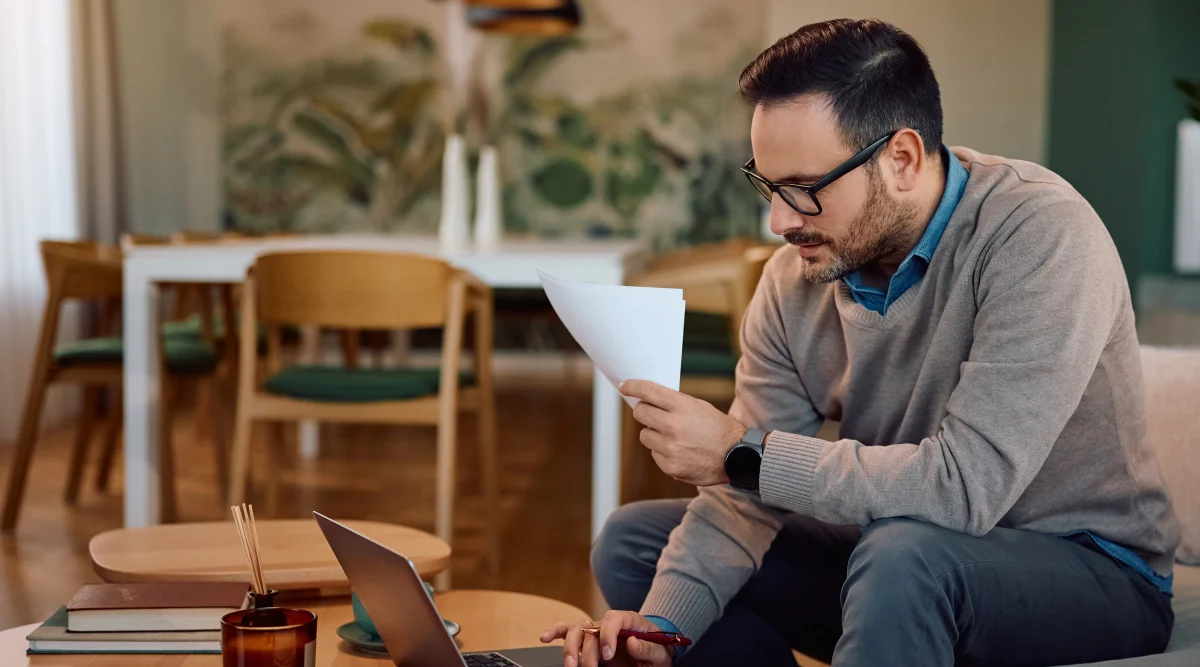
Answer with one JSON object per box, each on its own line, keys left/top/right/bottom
{"left": 72, "top": 0, "right": 124, "bottom": 245}
{"left": 0, "top": 0, "right": 82, "bottom": 442}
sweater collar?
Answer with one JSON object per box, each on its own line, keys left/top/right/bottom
{"left": 841, "top": 145, "right": 968, "bottom": 314}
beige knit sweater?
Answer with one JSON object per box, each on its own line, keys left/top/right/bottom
{"left": 640, "top": 147, "right": 1182, "bottom": 643}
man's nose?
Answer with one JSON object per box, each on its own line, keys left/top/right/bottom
{"left": 768, "top": 197, "right": 804, "bottom": 237}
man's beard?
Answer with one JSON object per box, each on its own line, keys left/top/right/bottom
{"left": 785, "top": 168, "right": 919, "bottom": 284}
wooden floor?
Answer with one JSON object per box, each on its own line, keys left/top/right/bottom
{"left": 0, "top": 360, "right": 678, "bottom": 631}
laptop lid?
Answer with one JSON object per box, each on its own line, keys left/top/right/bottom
{"left": 314, "top": 512, "right": 465, "bottom": 667}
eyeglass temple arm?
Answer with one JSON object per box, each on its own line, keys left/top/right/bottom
{"left": 809, "top": 132, "right": 896, "bottom": 192}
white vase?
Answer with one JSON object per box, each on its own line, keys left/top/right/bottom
{"left": 439, "top": 134, "right": 470, "bottom": 251}
{"left": 1176, "top": 118, "right": 1200, "bottom": 272}
{"left": 473, "top": 145, "right": 503, "bottom": 249}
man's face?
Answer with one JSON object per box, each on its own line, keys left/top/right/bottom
{"left": 750, "top": 96, "right": 917, "bottom": 283}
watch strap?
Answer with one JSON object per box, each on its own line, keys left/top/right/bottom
{"left": 725, "top": 427, "right": 767, "bottom": 492}
{"left": 740, "top": 428, "right": 766, "bottom": 451}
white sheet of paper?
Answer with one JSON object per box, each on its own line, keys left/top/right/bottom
{"left": 539, "top": 270, "right": 685, "bottom": 407}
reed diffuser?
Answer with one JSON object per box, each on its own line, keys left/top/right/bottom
{"left": 220, "top": 504, "right": 318, "bottom": 666}
{"left": 231, "top": 504, "right": 283, "bottom": 619}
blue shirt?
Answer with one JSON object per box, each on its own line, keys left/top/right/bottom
{"left": 643, "top": 616, "right": 685, "bottom": 662}
{"left": 842, "top": 145, "right": 967, "bottom": 314}
{"left": 842, "top": 145, "right": 1171, "bottom": 596}
{"left": 648, "top": 149, "right": 1169, "bottom": 648}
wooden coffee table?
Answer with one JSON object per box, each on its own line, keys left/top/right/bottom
{"left": 89, "top": 520, "right": 451, "bottom": 594}
{"left": 0, "top": 590, "right": 588, "bottom": 665}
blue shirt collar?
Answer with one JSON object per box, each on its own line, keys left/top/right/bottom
{"left": 843, "top": 145, "right": 968, "bottom": 314}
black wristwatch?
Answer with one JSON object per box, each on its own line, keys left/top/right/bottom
{"left": 724, "top": 428, "right": 766, "bottom": 491}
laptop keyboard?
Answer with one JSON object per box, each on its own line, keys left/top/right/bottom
{"left": 464, "top": 654, "right": 518, "bottom": 666}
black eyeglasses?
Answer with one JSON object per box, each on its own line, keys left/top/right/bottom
{"left": 742, "top": 132, "right": 895, "bottom": 216}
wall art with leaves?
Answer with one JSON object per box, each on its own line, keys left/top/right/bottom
{"left": 219, "top": 0, "right": 766, "bottom": 249}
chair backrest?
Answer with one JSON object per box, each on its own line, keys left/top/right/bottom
{"left": 743, "top": 244, "right": 778, "bottom": 288}
{"left": 123, "top": 232, "right": 225, "bottom": 331}
{"left": 251, "top": 251, "right": 460, "bottom": 330}
{"left": 171, "top": 230, "right": 257, "bottom": 243}
{"left": 1140, "top": 345, "right": 1200, "bottom": 565}
{"left": 172, "top": 230, "right": 222, "bottom": 244}
{"left": 40, "top": 240, "right": 122, "bottom": 302}
{"left": 120, "top": 233, "right": 171, "bottom": 253}
{"left": 628, "top": 239, "right": 780, "bottom": 353}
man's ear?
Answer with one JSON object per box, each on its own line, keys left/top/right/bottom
{"left": 881, "top": 128, "right": 927, "bottom": 193}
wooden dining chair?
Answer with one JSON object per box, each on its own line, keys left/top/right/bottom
{"left": 101, "top": 233, "right": 235, "bottom": 499}
{"left": 123, "top": 233, "right": 225, "bottom": 339}
{"left": 619, "top": 239, "right": 780, "bottom": 503}
{"left": 1, "top": 240, "right": 224, "bottom": 531}
{"left": 163, "top": 231, "right": 240, "bottom": 459}
{"left": 226, "top": 251, "right": 499, "bottom": 576}
{"left": 175, "top": 230, "right": 330, "bottom": 367}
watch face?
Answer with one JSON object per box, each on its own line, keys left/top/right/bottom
{"left": 725, "top": 445, "right": 761, "bottom": 490}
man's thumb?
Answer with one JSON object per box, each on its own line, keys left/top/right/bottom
{"left": 625, "top": 636, "right": 667, "bottom": 664}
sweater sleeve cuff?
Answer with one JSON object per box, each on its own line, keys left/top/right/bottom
{"left": 759, "top": 431, "right": 828, "bottom": 515}
{"left": 639, "top": 574, "right": 721, "bottom": 647}
{"left": 642, "top": 616, "right": 686, "bottom": 662}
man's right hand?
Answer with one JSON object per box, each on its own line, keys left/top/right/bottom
{"left": 539, "top": 610, "right": 674, "bottom": 667}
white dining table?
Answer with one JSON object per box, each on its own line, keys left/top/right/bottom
{"left": 122, "top": 235, "right": 648, "bottom": 539}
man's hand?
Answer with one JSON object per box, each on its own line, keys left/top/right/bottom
{"left": 540, "top": 611, "right": 673, "bottom": 667}
{"left": 620, "top": 379, "right": 748, "bottom": 486}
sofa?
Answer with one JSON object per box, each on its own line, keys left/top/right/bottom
{"left": 793, "top": 346, "right": 1200, "bottom": 667}
{"left": 1061, "top": 346, "right": 1200, "bottom": 666}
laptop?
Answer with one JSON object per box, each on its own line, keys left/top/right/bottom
{"left": 314, "top": 512, "right": 563, "bottom": 667}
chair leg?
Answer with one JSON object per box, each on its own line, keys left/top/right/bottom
{"left": 159, "top": 381, "right": 178, "bottom": 523}
{"left": 64, "top": 386, "right": 102, "bottom": 505}
{"left": 227, "top": 393, "right": 254, "bottom": 507}
{"left": 340, "top": 330, "right": 360, "bottom": 369}
{"left": 206, "top": 376, "right": 231, "bottom": 503}
{"left": 478, "top": 392, "right": 500, "bottom": 574}
{"left": 434, "top": 412, "right": 458, "bottom": 591}
{"left": 470, "top": 285, "right": 498, "bottom": 574}
{"left": 2, "top": 368, "right": 52, "bottom": 532}
{"left": 390, "top": 328, "right": 411, "bottom": 367}
{"left": 194, "top": 376, "right": 214, "bottom": 444}
{"left": 620, "top": 406, "right": 643, "bottom": 505}
{"left": 264, "top": 421, "right": 289, "bottom": 517}
{"left": 94, "top": 391, "right": 124, "bottom": 493}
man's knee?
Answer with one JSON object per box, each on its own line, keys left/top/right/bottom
{"left": 591, "top": 500, "right": 685, "bottom": 609}
{"left": 847, "top": 518, "right": 956, "bottom": 587}
{"left": 591, "top": 502, "right": 649, "bottom": 581}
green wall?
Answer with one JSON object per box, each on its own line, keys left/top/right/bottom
{"left": 1047, "top": 0, "right": 1200, "bottom": 297}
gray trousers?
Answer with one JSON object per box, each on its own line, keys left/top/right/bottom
{"left": 592, "top": 500, "right": 1173, "bottom": 667}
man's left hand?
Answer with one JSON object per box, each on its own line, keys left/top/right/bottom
{"left": 620, "top": 379, "right": 748, "bottom": 486}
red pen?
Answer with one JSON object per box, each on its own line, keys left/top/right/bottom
{"left": 581, "top": 626, "right": 692, "bottom": 647}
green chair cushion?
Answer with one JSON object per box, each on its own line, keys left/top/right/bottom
{"left": 54, "top": 336, "right": 218, "bottom": 375}
{"left": 680, "top": 311, "right": 739, "bottom": 377}
{"left": 264, "top": 366, "right": 476, "bottom": 403}
{"left": 681, "top": 348, "right": 739, "bottom": 377}
{"left": 162, "top": 314, "right": 227, "bottom": 339}
{"left": 683, "top": 311, "right": 735, "bottom": 352}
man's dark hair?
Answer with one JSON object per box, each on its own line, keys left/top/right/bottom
{"left": 739, "top": 18, "right": 942, "bottom": 156}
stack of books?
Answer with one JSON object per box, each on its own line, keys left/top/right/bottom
{"left": 26, "top": 582, "right": 250, "bottom": 655}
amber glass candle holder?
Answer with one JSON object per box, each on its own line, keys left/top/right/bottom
{"left": 221, "top": 591, "right": 317, "bottom": 667}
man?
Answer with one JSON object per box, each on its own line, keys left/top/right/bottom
{"left": 540, "top": 17, "right": 1181, "bottom": 667}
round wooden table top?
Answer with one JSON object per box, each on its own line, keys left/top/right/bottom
{"left": 89, "top": 520, "right": 451, "bottom": 592}
{"left": 1, "top": 590, "right": 587, "bottom": 666}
